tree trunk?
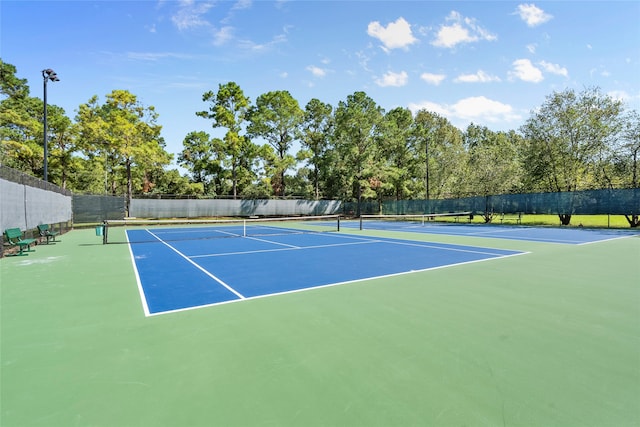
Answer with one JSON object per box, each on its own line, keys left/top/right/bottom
{"left": 314, "top": 166, "right": 320, "bottom": 200}
{"left": 272, "top": 173, "right": 284, "bottom": 197}
{"left": 356, "top": 175, "right": 362, "bottom": 218}
{"left": 559, "top": 214, "right": 571, "bottom": 225}
{"left": 625, "top": 214, "right": 640, "bottom": 227}
{"left": 483, "top": 196, "right": 493, "bottom": 223}
{"left": 232, "top": 164, "right": 237, "bottom": 199}
{"left": 425, "top": 141, "right": 430, "bottom": 200}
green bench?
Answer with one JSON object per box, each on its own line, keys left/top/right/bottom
{"left": 3, "top": 228, "right": 37, "bottom": 256}
{"left": 37, "top": 224, "right": 60, "bottom": 244}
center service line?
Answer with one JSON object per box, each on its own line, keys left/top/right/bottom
{"left": 145, "top": 229, "right": 246, "bottom": 300}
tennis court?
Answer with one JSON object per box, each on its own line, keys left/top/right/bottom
{"left": 1, "top": 221, "right": 639, "bottom": 426}
{"left": 354, "top": 216, "right": 639, "bottom": 244}
{"left": 123, "top": 221, "right": 523, "bottom": 315}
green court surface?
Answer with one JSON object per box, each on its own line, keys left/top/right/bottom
{"left": 1, "top": 227, "right": 639, "bottom": 426}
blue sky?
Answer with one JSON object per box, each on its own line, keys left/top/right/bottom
{"left": 2, "top": 1, "right": 639, "bottom": 168}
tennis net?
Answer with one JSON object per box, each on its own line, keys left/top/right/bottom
{"left": 359, "top": 212, "right": 472, "bottom": 230}
{"left": 101, "top": 215, "right": 341, "bottom": 244}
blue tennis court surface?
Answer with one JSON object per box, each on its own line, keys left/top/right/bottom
{"left": 127, "top": 229, "right": 523, "bottom": 316}
{"left": 352, "top": 220, "right": 639, "bottom": 244}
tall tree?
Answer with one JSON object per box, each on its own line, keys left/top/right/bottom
{"left": 145, "top": 168, "right": 205, "bottom": 197}
{"left": 412, "top": 110, "right": 466, "bottom": 200}
{"left": 614, "top": 110, "right": 640, "bottom": 188}
{"left": 464, "top": 124, "right": 522, "bottom": 196}
{"left": 612, "top": 110, "right": 640, "bottom": 226}
{"left": 45, "top": 104, "right": 77, "bottom": 189}
{"left": 76, "top": 90, "right": 171, "bottom": 212}
{"left": 299, "top": 98, "right": 333, "bottom": 200}
{"left": 178, "top": 131, "right": 224, "bottom": 196}
{"left": 521, "top": 87, "right": 624, "bottom": 224}
{"left": 247, "top": 90, "right": 303, "bottom": 197}
{"left": 197, "top": 82, "right": 257, "bottom": 199}
{"left": 0, "top": 60, "right": 45, "bottom": 175}
{"left": 379, "top": 107, "right": 416, "bottom": 200}
{"left": 333, "top": 91, "right": 384, "bottom": 215}
{"left": 75, "top": 96, "right": 112, "bottom": 194}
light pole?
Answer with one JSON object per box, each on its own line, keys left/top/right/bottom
{"left": 42, "top": 68, "right": 59, "bottom": 182}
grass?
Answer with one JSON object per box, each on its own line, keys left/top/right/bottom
{"left": 1, "top": 226, "right": 639, "bottom": 426}
{"left": 431, "top": 213, "right": 636, "bottom": 228}
{"left": 519, "top": 214, "right": 633, "bottom": 228}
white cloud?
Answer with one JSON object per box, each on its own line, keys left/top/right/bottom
{"left": 232, "top": 0, "right": 252, "bottom": 11}
{"left": 539, "top": 60, "right": 568, "bottom": 77}
{"left": 420, "top": 72, "right": 446, "bottom": 85}
{"left": 171, "top": 0, "right": 215, "bottom": 31}
{"left": 375, "top": 70, "right": 409, "bottom": 87}
{"left": 452, "top": 97, "right": 517, "bottom": 122}
{"left": 431, "top": 11, "right": 496, "bottom": 48}
{"left": 407, "top": 100, "right": 450, "bottom": 117}
{"left": 515, "top": 4, "right": 553, "bottom": 27}
{"left": 589, "top": 67, "right": 611, "bottom": 78}
{"left": 432, "top": 22, "right": 475, "bottom": 48}
{"left": 408, "top": 96, "right": 521, "bottom": 126}
{"left": 526, "top": 43, "right": 537, "bottom": 54}
{"left": 355, "top": 50, "right": 373, "bottom": 72}
{"left": 608, "top": 90, "right": 631, "bottom": 103}
{"left": 367, "top": 17, "right": 418, "bottom": 52}
{"left": 213, "top": 26, "right": 234, "bottom": 46}
{"left": 454, "top": 70, "right": 501, "bottom": 83}
{"left": 508, "top": 59, "right": 567, "bottom": 81}
{"left": 611, "top": 90, "right": 640, "bottom": 109}
{"left": 126, "top": 52, "right": 195, "bottom": 61}
{"left": 237, "top": 33, "right": 287, "bottom": 52}
{"left": 510, "top": 58, "right": 544, "bottom": 82}
{"left": 306, "top": 65, "right": 327, "bottom": 78}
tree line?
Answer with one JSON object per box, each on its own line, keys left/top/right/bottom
{"left": 1, "top": 59, "right": 638, "bottom": 215}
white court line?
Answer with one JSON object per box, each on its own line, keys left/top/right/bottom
{"left": 144, "top": 229, "right": 246, "bottom": 300}
{"left": 186, "top": 229, "right": 520, "bottom": 259}
{"left": 245, "top": 235, "right": 300, "bottom": 248}
{"left": 295, "top": 231, "right": 518, "bottom": 256}
{"left": 359, "top": 223, "right": 599, "bottom": 245}
{"left": 466, "top": 227, "right": 532, "bottom": 235}
{"left": 133, "top": 229, "right": 528, "bottom": 316}
{"left": 127, "top": 232, "right": 152, "bottom": 317}
{"left": 146, "top": 251, "right": 529, "bottom": 317}
{"left": 190, "top": 239, "right": 379, "bottom": 258}
{"left": 378, "top": 238, "right": 517, "bottom": 257}
{"left": 465, "top": 227, "right": 639, "bottom": 245}
{"left": 152, "top": 228, "right": 242, "bottom": 237}
{"left": 577, "top": 234, "right": 640, "bottom": 246}
{"left": 463, "top": 228, "right": 582, "bottom": 244}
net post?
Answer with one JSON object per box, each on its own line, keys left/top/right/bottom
{"left": 359, "top": 216, "right": 363, "bottom": 230}
{"left": 337, "top": 215, "right": 340, "bottom": 232}
{"left": 243, "top": 220, "right": 246, "bottom": 237}
{"left": 102, "top": 220, "right": 108, "bottom": 245}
